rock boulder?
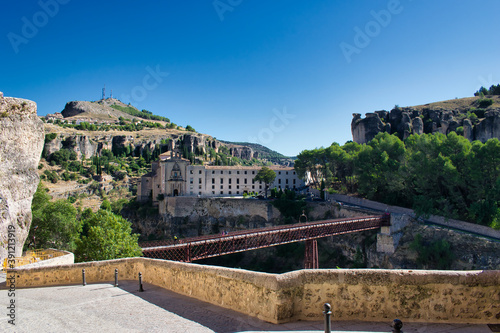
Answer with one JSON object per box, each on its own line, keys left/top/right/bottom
{"left": 0, "top": 93, "right": 44, "bottom": 262}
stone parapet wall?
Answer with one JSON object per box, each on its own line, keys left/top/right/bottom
{"left": 19, "top": 250, "right": 74, "bottom": 269}
{"left": 6, "top": 258, "right": 499, "bottom": 324}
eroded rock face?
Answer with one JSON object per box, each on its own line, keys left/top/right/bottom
{"left": 351, "top": 99, "right": 500, "bottom": 144}
{"left": 0, "top": 93, "right": 44, "bottom": 262}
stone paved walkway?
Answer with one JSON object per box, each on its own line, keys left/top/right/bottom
{"left": 0, "top": 273, "right": 494, "bottom": 333}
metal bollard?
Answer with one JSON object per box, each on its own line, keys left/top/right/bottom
{"left": 323, "top": 303, "right": 332, "bottom": 333}
{"left": 82, "top": 269, "right": 86, "bottom": 286}
{"left": 391, "top": 319, "right": 403, "bottom": 333}
{"left": 139, "top": 272, "right": 144, "bottom": 292}
{"left": 114, "top": 269, "right": 118, "bottom": 287}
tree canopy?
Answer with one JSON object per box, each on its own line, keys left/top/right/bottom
{"left": 253, "top": 166, "right": 276, "bottom": 198}
{"left": 294, "top": 132, "right": 500, "bottom": 228}
{"left": 27, "top": 184, "right": 81, "bottom": 251}
{"left": 75, "top": 209, "right": 142, "bottom": 262}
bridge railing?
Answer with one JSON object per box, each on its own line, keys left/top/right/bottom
{"left": 142, "top": 214, "right": 390, "bottom": 262}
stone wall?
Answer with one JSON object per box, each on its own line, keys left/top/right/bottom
{"left": 158, "top": 197, "right": 281, "bottom": 237}
{"left": 6, "top": 258, "right": 499, "bottom": 324}
{"left": 329, "top": 193, "right": 500, "bottom": 240}
{"left": 19, "top": 249, "right": 74, "bottom": 269}
{"left": 0, "top": 93, "right": 44, "bottom": 262}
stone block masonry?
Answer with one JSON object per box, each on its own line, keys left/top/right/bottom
{"left": 5, "top": 257, "right": 499, "bottom": 324}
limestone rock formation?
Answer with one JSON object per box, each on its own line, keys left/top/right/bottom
{"left": 351, "top": 96, "right": 500, "bottom": 144}
{"left": 0, "top": 92, "right": 44, "bottom": 262}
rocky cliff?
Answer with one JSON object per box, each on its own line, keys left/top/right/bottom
{"left": 42, "top": 99, "right": 293, "bottom": 164}
{"left": 352, "top": 96, "right": 500, "bottom": 143}
{"left": 0, "top": 92, "right": 44, "bottom": 262}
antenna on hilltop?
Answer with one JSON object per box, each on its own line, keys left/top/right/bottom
{"left": 110, "top": 89, "right": 113, "bottom": 99}
{"left": 102, "top": 84, "right": 106, "bottom": 100}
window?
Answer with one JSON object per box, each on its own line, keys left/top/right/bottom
{"left": 190, "top": 170, "right": 193, "bottom": 174}
{"left": 286, "top": 179, "right": 288, "bottom": 184}
{"left": 252, "top": 171, "right": 255, "bottom": 174}
{"left": 199, "top": 170, "right": 202, "bottom": 174}
{"left": 279, "top": 179, "right": 281, "bottom": 184}
{"left": 199, "top": 185, "right": 202, "bottom": 189}
{"left": 220, "top": 185, "right": 223, "bottom": 189}
{"left": 220, "top": 171, "right": 223, "bottom": 174}
{"left": 199, "top": 192, "right": 202, "bottom": 195}
{"left": 229, "top": 171, "right": 231, "bottom": 174}
{"left": 212, "top": 185, "right": 215, "bottom": 189}
{"left": 229, "top": 191, "right": 231, "bottom": 194}
{"left": 229, "top": 178, "right": 232, "bottom": 184}
{"left": 220, "top": 178, "right": 224, "bottom": 184}
{"left": 229, "top": 185, "right": 231, "bottom": 189}
{"left": 237, "top": 185, "right": 239, "bottom": 189}
{"left": 279, "top": 171, "right": 281, "bottom": 175}
{"left": 237, "top": 171, "right": 240, "bottom": 174}
{"left": 244, "top": 171, "right": 247, "bottom": 174}
{"left": 237, "top": 191, "right": 240, "bottom": 194}
{"left": 220, "top": 191, "right": 223, "bottom": 194}
{"left": 286, "top": 171, "right": 288, "bottom": 175}
{"left": 199, "top": 178, "right": 202, "bottom": 184}
{"left": 293, "top": 171, "right": 296, "bottom": 175}
{"left": 244, "top": 178, "right": 247, "bottom": 184}
{"left": 237, "top": 179, "right": 240, "bottom": 184}
{"left": 252, "top": 186, "right": 255, "bottom": 189}
{"left": 190, "top": 191, "right": 193, "bottom": 195}
{"left": 212, "top": 191, "right": 215, "bottom": 194}
{"left": 190, "top": 178, "right": 193, "bottom": 184}
{"left": 260, "top": 185, "right": 262, "bottom": 189}
{"left": 212, "top": 179, "right": 215, "bottom": 184}
{"left": 212, "top": 171, "right": 215, "bottom": 174}
{"left": 293, "top": 179, "right": 296, "bottom": 184}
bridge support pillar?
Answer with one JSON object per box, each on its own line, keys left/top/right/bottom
{"left": 304, "top": 239, "right": 319, "bottom": 269}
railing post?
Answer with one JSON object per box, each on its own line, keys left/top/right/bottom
{"left": 323, "top": 303, "right": 331, "bottom": 333}
{"left": 114, "top": 268, "right": 118, "bottom": 287}
{"left": 82, "top": 269, "right": 86, "bottom": 286}
{"left": 391, "top": 319, "right": 403, "bottom": 333}
{"left": 138, "top": 272, "right": 144, "bottom": 292}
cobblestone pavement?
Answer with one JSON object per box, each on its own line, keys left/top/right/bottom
{"left": 0, "top": 277, "right": 493, "bottom": 333}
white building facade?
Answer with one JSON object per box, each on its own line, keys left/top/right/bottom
{"left": 137, "top": 152, "right": 306, "bottom": 203}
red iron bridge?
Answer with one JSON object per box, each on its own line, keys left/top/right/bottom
{"left": 141, "top": 214, "right": 391, "bottom": 269}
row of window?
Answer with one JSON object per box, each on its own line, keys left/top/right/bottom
{"left": 190, "top": 178, "right": 297, "bottom": 185}
{"left": 188, "top": 169, "right": 296, "bottom": 176}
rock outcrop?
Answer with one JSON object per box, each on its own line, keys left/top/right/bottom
{"left": 42, "top": 128, "right": 262, "bottom": 162}
{"left": 0, "top": 92, "right": 44, "bottom": 262}
{"left": 351, "top": 96, "right": 500, "bottom": 144}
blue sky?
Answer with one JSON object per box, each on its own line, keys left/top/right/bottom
{"left": 1, "top": 1, "right": 499, "bottom": 156}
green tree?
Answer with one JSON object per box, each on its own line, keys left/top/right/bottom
{"left": 254, "top": 166, "right": 276, "bottom": 198}
{"left": 355, "top": 133, "right": 407, "bottom": 205}
{"left": 27, "top": 184, "right": 81, "bottom": 251}
{"left": 75, "top": 210, "right": 142, "bottom": 262}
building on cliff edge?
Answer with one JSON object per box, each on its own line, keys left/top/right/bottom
{"left": 137, "top": 151, "right": 306, "bottom": 204}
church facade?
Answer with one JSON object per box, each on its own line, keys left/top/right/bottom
{"left": 137, "top": 152, "right": 305, "bottom": 203}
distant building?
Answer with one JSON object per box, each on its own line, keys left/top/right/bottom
{"left": 137, "top": 151, "right": 306, "bottom": 203}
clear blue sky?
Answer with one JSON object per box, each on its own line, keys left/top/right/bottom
{"left": 1, "top": 1, "right": 499, "bottom": 156}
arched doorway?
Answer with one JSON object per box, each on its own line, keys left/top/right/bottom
{"left": 173, "top": 189, "right": 179, "bottom": 196}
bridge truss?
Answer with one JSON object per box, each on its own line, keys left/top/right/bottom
{"left": 141, "top": 214, "right": 390, "bottom": 268}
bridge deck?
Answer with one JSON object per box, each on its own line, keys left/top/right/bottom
{"left": 142, "top": 215, "right": 390, "bottom": 262}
